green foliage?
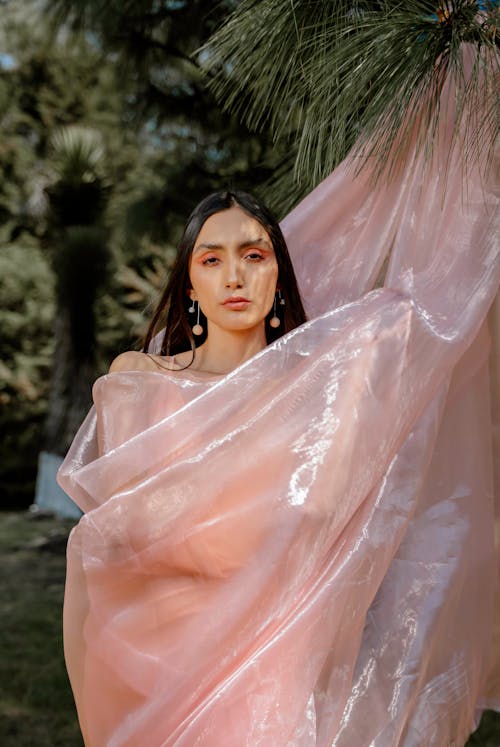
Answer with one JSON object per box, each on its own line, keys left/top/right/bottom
{"left": 50, "top": 126, "right": 105, "bottom": 184}
{"left": 46, "top": 125, "right": 111, "bottom": 354}
{"left": 41, "top": 122, "right": 114, "bottom": 454}
{"left": 0, "top": 512, "right": 83, "bottom": 746}
{"left": 201, "top": 0, "right": 499, "bottom": 207}
{"left": 111, "top": 239, "right": 178, "bottom": 347}
{"left": 42, "top": 0, "right": 290, "bottom": 213}
{"left": 0, "top": 243, "right": 54, "bottom": 507}
{"left": 0, "top": 11, "right": 121, "bottom": 245}
{"left": 0, "top": 8, "right": 133, "bottom": 499}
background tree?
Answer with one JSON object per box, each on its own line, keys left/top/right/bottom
{"left": 201, "top": 0, "right": 499, "bottom": 209}
{"left": 1, "top": 0, "right": 278, "bottom": 506}
{"left": 0, "top": 7, "right": 122, "bottom": 505}
{"left": 43, "top": 126, "right": 111, "bottom": 452}
{"left": 0, "top": 241, "right": 54, "bottom": 508}
{"left": 44, "top": 0, "right": 289, "bottom": 212}
{"left": 0, "top": 5, "right": 155, "bottom": 503}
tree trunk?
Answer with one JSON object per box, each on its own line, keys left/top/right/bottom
{"left": 44, "top": 307, "right": 95, "bottom": 455}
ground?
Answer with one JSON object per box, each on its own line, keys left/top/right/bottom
{"left": 0, "top": 511, "right": 83, "bottom": 746}
{"left": 0, "top": 511, "right": 498, "bottom": 746}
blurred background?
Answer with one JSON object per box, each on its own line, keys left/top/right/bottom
{"left": 0, "top": 1, "right": 498, "bottom": 744}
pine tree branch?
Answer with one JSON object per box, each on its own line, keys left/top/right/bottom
{"left": 200, "top": 0, "right": 499, "bottom": 201}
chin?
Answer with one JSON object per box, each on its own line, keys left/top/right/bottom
{"left": 213, "top": 318, "right": 264, "bottom": 333}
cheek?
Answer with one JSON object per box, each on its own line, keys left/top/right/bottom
{"left": 189, "top": 267, "right": 213, "bottom": 302}
{"left": 256, "top": 266, "right": 279, "bottom": 313}
{"left": 263, "top": 264, "right": 279, "bottom": 295}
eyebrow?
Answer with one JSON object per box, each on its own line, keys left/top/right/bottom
{"left": 193, "top": 238, "right": 272, "bottom": 254}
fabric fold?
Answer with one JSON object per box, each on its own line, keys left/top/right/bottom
{"left": 59, "top": 49, "right": 499, "bottom": 746}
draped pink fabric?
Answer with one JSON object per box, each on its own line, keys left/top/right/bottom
{"left": 58, "top": 54, "right": 499, "bottom": 746}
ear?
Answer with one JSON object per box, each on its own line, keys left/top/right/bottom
{"left": 188, "top": 288, "right": 196, "bottom": 301}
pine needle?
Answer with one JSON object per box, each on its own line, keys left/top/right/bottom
{"left": 199, "top": 0, "right": 499, "bottom": 205}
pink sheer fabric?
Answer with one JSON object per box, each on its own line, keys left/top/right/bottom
{"left": 58, "top": 55, "right": 499, "bottom": 746}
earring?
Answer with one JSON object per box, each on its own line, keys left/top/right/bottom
{"left": 190, "top": 300, "right": 204, "bottom": 336}
{"left": 269, "top": 291, "right": 283, "bottom": 329}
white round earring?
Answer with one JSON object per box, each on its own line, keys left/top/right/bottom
{"left": 191, "top": 300, "right": 204, "bottom": 336}
{"left": 269, "top": 292, "right": 282, "bottom": 328}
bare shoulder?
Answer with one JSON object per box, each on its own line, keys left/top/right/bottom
{"left": 108, "top": 351, "right": 154, "bottom": 373}
{"left": 108, "top": 351, "right": 179, "bottom": 374}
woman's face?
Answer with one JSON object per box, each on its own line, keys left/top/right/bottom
{"left": 188, "top": 206, "right": 279, "bottom": 335}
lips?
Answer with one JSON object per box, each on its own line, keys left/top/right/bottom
{"left": 222, "top": 296, "right": 251, "bottom": 310}
{"left": 223, "top": 296, "right": 250, "bottom": 304}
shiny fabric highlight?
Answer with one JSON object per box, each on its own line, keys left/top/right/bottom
{"left": 58, "top": 56, "right": 499, "bottom": 746}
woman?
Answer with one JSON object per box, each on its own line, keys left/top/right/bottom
{"left": 109, "top": 190, "right": 307, "bottom": 378}
{"left": 59, "top": 82, "right": 499, "bottom": 746}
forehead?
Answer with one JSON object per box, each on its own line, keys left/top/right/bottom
{"left": 194, "top": 206, "right": 271, "bottom": 247}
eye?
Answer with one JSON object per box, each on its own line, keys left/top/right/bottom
{"left": 201, "top": 255, "right": 220, "bottom": 266}
{"left": 244, "top": 251, "right": 265, "bottom": 262}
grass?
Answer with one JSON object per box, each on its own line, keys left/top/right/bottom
{"left": 0, "top": 510, "right": 498, "bottom": 746}
{"left": 0, "top": 511, "right": 83, "bottom": 747}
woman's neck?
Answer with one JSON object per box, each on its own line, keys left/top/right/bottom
{"left": 189, "top": 324, "right": 267, "bottom": 375}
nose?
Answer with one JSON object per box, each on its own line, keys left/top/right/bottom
{"left": 224, "top": 256, "right": 244, "bottom": 289}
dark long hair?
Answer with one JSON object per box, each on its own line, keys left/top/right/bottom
{"left": 142, "top": 190, "right": 307, "bottom": 362}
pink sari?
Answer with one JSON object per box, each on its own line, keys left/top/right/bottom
{"left": 58, "top": 57, "right": 499, "bottom": 746}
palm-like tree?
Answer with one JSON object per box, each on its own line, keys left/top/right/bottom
{"left": 43, "top": 125, "right": 110, "bottom": 454}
